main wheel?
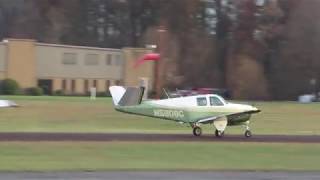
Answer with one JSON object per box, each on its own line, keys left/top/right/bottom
{"left": 244, "top": 130, "right": 252, "bottom": 138}
{"left": 215, "top": 129, "right": 224, "bottom": 138}
{"left": 193, "top": 126, "right": 202, "bottom": 136}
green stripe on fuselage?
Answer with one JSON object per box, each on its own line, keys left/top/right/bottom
{"left": 115, "top": 101, "right": 233, "bottom": 123}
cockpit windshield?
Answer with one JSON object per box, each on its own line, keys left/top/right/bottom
{"left": 209, "top": 96, "right": 225, "bottom": 106}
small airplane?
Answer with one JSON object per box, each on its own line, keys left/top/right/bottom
{"left": 109, "top": 86, "right": 261, "bottom": 137}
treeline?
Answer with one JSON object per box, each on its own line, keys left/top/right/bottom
{"left": 0, "top": 0, "right": 319, "bottom": 100}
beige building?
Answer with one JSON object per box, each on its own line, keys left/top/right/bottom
{"left": 0, "top": 39, "right": 155, "bottom": 95}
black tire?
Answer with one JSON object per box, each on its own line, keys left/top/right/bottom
{"left": 193, "top": 127, "right": 202, "bottom": 136}
{"left": 245, "top": 130, "right": 252, "bottom": 138}
{"left": 215, "top": 129, "right": 224, "bottom": 138}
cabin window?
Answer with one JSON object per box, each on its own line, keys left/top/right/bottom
{"left": 210, "top": 96, "right": 224, "bottom": 106}
{"left": 197, "top": 97, "right": 207, "bottom": 106}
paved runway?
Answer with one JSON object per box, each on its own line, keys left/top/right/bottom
{"left": 0, "top": 132, "right": 319, "bottom": 143}
{"left": 1, "top": 171, "right": 320, "bottom": 180}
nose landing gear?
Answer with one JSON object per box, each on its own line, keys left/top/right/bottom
{"left": 244, "top": 121, "right": 252, "bottom": 138}
{"left": 245, "top": 130, "right": 252, "bottom": 137}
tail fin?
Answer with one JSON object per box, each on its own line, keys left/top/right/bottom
{"left": 109, "top": 86, "right": 126, "bottom": 105}
{"left": 109, "top": 86, "right": 145, "bottom": 106}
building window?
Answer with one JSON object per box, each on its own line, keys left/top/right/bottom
{"left": 84, "top": 79, "right": 89, "bottom": 92}
{"left": 38, "top": 79, "right": 53, "bottom": 95}
{"left": 115, "top": 54, "right": 123, "bottom": 66}
{"left": 132, "top": 51, "right": 143, "bottom": 60}
{"left": 71, "top": 80, "right": 76, "bottom": 93}
{"left": 93, "top": 80, "right": 97, "bottom": 88}
{"left": 62, "top": 79, "right": 67, "bottom": 91}
{"left": 62, "top": 53, "right": 77, "bottom": 65}
{"left": 85, "top": 54, "right": 99, "bottom": 65}
{"left": 106, "top": 54, "right": 112, "bottom": 65}
{"left": 115, "top": 80, "right": 121, "bottom": 85}
{"left": 106, "top": 80, "right": 110, "bottom": 90}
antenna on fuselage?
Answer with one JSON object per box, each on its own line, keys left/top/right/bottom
{"left": 163, "top": 88, "right": 170, "bottom": 99}
{"left": 176, "top": 88, "right": 183, "bottom": 97}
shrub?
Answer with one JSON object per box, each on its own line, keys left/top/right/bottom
{"left": 26, "top": 87, "right": 43, "bottom": 96}
{"left": 148, "top": 91, "right": 156, "bottom": 98}
{"left": 97, "top": 91, "right": 111, "bottom": 97}
{"left": 53, "top": 90, "right": 64, "bottom": 96}
{"left": 0, "top": 79, "right": 20, "bottom": 95}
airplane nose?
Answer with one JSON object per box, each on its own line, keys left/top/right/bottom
{"left": 251, "top": 106, "right": 261, "bottom": 113}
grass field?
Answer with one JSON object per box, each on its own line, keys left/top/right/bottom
{"left": 0, "top": 96, "right": 319, "bottom": 171}
{"left": 0, "top": 141, "right": 319, "bottom": 171}
{"left": 0, "top": 95, "right": 319, "bottom": 135}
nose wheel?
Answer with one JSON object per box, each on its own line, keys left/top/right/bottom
{"left": 245, "top": 130, "right": 252, "bottom": 137}
{"left": 192, "top": 126, "right": 202, "bottom": 136}
{"left": 244, "top": 121, "right": 252, "bottom": 138}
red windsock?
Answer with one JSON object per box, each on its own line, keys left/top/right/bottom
{"left": 134, "top": 53, "right": 160, "bottom": 68}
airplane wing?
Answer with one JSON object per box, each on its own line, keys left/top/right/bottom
{"left": 197, "top": 116, "right": 219, "bottom": 124}
{"left": 196, "top": 110, "right": 261, "bottom": 124}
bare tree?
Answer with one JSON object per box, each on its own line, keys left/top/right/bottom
{"left": 272, "top": 0, "right": 320, "bottom": 99}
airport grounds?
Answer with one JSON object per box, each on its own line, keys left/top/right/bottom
{"left": 0, "top": 95, "right": 319, "bottom": 173}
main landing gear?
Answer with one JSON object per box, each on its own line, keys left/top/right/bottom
{"left": 192, "top": 126, "right": 202, "bottom": 136}
{"left": 191, "top": 122, "right": 226, "bottom": 137}
{"left": 215, "top": 129, "right": 224, "bottom": 138}
{"left": 191, "top": 121, "right": 253, "bottom": 138}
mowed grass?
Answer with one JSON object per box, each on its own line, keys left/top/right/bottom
{"left": 0, "top": 142, "right": 319, "bottom": 171}
{"left": 0, "top": 96, "right": 179, "bottom": 133}
{"left": 249, "top": 101, "right": 320, "bottom": 135}
{"left": 0, "top": 96, "right": 319, "bottom": 172}
{"left": 0, "top": 96, "right": 319, "bottom": 135}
